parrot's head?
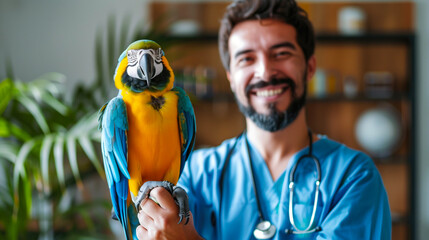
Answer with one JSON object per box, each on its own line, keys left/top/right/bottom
{"left": 114, "top": 40, "right": 174, "bottom": 94}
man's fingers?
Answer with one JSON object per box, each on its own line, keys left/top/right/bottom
{"left": 149, "top": 187, "right": 179, "bottom": 211}
{"left": 140, "top": 197, "right": 161, "bottom": 217}
{"left": 138, "top": 207, "right": 154, "bottom": 226}
{"left": 136, "top": 225, "right": 147, "bottom": 240}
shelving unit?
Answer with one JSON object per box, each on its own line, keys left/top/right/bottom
{"left": 150, "top": 2, "right": 416, "bottom": 239}
{"left": 308, "top": 31, "right": 416, "bottom": 240}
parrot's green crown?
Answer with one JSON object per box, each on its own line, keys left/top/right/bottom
{"left": 118, "top": 40, "right": 164, "bottom": 61}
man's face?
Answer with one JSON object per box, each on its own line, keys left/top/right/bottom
{"left": 227, "top": 19, "right": 316, "bottom": 131}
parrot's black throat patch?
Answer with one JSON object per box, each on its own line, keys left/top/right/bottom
{"left": 150, "top": 96, "right": 165, "bottom": 111}
{"left": 122, "top": 66, "right": 171, "bottom": 93}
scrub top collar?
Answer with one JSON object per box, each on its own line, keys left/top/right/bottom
{"left": 243, "top": 134, "right": 336, "bottom": 184}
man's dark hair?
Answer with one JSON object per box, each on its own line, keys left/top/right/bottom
{"left": 218, "top": 0, "right": 315, "bottom": 71}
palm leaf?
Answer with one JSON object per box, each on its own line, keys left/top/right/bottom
{"left": 0, "top": 117, "right": 11, "bottom": 138}
{"left": 66, "top": 135, "right": 82, "bottom": 188}
{"left": 0, "top": 117, "right": 31, "bottom": 141}
{"left": 16, "top": 94, "right": 50, "bottom": 134}
{"left": 91, "top": 130, "right": 101, "bottom": 142}
{"left": 0, "top": 78, "right": 14, "bottom": 115}
{"left": 40, "top": 134, "right": 55, "bottom": 193}
{"left": 13, "top": 140, "right": 36, "bottom": 191}
{"left": 31, "top": 72, "right": 65, "bottom": 95}
{"left": 54, "top": 134, "right": 66, "bottom": 188}
{"left": 38, "top": 73, "right": 65, "bottom": 97}
{"left": 41, "top": 93, "right": 69, "bottom": 115}
{"left": 0, "top": 141, "right": 18, "bottom": 164}
{"left": 78, "top": 135, "right": 103, "bottom": 177}
{"left": 9, "top": 169, "right": 32, "bottom": 240}
{"left": 68, "top": 113, "right": 103, "bottom": 177}
{"left": 20, "top": 167, "right": 32, "bottom": 219}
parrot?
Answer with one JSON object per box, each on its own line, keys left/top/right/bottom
{"left": 98, "top": 39, "right": 196, "bottom": 240}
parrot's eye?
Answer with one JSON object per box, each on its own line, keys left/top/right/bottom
{"left": 155, "top": 48, "right": 162, "bottom": 61}
{"left": 127, "top": 50, "right": 138, "bottom": 64}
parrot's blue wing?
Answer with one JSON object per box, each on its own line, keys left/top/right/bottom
{"left": 98, "top": 96, "right": 132, "bottom": 240}
{"left": 174, "top": 87, "right": 196, "bottom": 174}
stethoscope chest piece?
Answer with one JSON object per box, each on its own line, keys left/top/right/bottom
{"left": 253, "top": 221, "right": 276, "bottom": 239}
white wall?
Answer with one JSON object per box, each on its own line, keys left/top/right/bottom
{"left": 0, "top": 0, "right": 149, "bottom": 88}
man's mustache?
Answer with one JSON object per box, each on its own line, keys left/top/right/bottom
{"left": 245, "top": 77, "right": 296, "bottom": 97}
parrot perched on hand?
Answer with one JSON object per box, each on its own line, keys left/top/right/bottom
{"left": 98, "top": 39, "right": 196, "bottom": 240}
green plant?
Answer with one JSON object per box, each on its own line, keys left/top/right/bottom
{"left": 0, "top": 73, "right": 112, "bottom": 240}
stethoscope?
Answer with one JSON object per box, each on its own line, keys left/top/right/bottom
{"left": 219, "top": 129, "right": 322, "bottom": 239}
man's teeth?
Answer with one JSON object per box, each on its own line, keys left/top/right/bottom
{"left": 256, "top": 88, "right": 283, "bottom": 97}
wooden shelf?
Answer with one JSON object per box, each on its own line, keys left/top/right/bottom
{"left": 307, "top": 93, "right": 410, "bottom": 102}
{"left": 159, "top": 32, "right": 415, "bottom": 44}
{"left": 316, "top": 32, "right": 415, "bottom": 44}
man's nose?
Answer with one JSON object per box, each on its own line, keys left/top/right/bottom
{"left": 254, "top": 56, "right": 278, "bottom": 81}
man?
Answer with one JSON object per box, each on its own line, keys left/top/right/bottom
{"left": 136, "top": 0, "right": 391, "bottom": 239}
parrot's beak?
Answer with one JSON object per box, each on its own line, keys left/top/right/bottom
{"left": 140, "top": 53, "right": 154, "bottom": 86}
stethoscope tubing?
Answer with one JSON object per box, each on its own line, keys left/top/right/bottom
{"left": 245, "top": 134, "right": 266, "bottom": 222}
{"left": 218, "top": 132, "right": 243, "bottom": 238}
{"left": 218, "top": 130, "right": 322, "bottom": 239}
{"left": 287, "top": 131, "right": 322, "bottom": 233}
{"left": 288, "top": 179, "right": 320, "bottom": 233}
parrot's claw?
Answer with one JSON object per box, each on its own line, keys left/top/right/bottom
{"left": 133, "top": 181, "right": 190, "bottom": 225}
{"left": 172, "top": 186, "right": 190, "bottom": 224}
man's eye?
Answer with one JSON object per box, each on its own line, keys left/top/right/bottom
{"left": 274, "top": 51, "right": 291, "bottom": 58}
{"left": 237, "top": 56, "right": 253, "bottom": 65}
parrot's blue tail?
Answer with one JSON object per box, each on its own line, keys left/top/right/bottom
{"left": 128, "top": 205, "right": 139, "bottom": 240}
{"left": 110, "top": 177, "right": 133, "bottom": 240}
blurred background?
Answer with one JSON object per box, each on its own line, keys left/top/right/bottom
{"left": 0, "top": 0, "right": 427, "bottom": 239}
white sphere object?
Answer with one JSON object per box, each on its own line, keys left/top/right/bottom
{"left": 355, "top": 105, "right": 402, "bottom": 157}
{"left": 338, "top": 6, "right": 366, "bottom": 35}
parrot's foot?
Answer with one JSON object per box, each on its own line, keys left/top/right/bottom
{"left": 173, "top": 186, "right": 190, "bottom": 225}
{"left": 133, "top": 181, "right": 190, "bottom": 225}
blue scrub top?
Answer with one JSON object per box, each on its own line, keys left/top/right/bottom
{"left": 178, "top": 135, "right": 391, "bottom": 239}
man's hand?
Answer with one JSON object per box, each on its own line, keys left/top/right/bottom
{"left": 137, "top": 187, "right": 203, "bottom": 240}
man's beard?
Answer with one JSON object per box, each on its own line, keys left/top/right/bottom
{"left": 234, "top": 73, "right": 307, "bottom": 132}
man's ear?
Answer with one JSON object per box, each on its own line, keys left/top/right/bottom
{"left": 306, "top": 55, "right": 317, "bottom": 82}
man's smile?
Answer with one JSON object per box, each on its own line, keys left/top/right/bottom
{"left": 246, "top": 78, "right": 295, "bottom": 102}
{"left": 251, "top": 85, "right": 289, "bottom": 98}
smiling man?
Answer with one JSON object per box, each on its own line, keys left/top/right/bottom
{"left": 227, "top": 19, "right": 313, "bottom": 133}
{"left": 137, "top": 1, "right": 391, "bottom": 239}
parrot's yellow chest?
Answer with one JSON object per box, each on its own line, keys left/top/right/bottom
{"left": 121, "top": 90, "right": 181, "bottom": 197}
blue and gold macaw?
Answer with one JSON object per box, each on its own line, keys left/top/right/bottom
{"left": 98, "top": 40, "right": 196, "bottom": 240}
